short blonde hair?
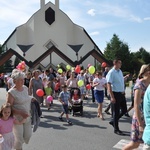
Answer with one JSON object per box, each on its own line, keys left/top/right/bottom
{"left": 138, "top": 64, "right": 150, "bottom": 79}
{"left": 11, "top": 69, "right": 25, "bottom": 80}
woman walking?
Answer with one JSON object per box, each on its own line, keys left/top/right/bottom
{"left": 7, "top": 69, "right": 35, "bottom": 150}
{"left": 123, "top": 64, "right": 150, "bottom": 150}
{"left": 93, "top": 71, "right": 107, "bottom": 120}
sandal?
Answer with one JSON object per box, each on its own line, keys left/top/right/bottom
{"left": 100, "top": 115, "right": 105, "bottom": 120}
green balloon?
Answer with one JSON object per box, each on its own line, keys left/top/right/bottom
{"left": 78, "top": 80, "right": 84, "bottom": 87}
{"left": 58, "top": 68, "right": 63, "bottom": 73}
{"left": 66, "top": 65, "right": 71, "bottom": 70}
{"left": 89, "top": 66, "right": 95, "bottom": 74}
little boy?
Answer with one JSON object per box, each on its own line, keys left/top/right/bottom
{"left": 58, "top": 84, "right": 73, "bottom": 125}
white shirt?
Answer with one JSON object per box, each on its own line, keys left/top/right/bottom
{"left": 93, "top": 77, "right": 107, "bottom": 91}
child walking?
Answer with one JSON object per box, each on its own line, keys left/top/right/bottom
{"left": 58, "top": 84, "right": 73, "bottom": 125}
{"left": 44, "top": 81, "right": 53, "bottom": 110}
{"left": 0, "top": 103, "right": 26, "bottom": 150}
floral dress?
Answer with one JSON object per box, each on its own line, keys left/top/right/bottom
{"left": 131, "top": 80, "right": 147, "bottom": 142}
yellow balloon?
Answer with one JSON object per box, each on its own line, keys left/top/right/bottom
{"left": 71, "top": 67, "right": 75, "bottom": 71}
{"left": 66, "top": 65, "right": 71, "bottom": 70}
{"left": 78, "top": 80, "right": 84, "bottom": 87}
{"left": 88, "top": 66, "right": 95, "bottom": 74}
{"left": 58, "top": 68, "right": 63, "bottom": 74}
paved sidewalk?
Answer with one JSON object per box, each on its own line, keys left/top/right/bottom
{"left": 0, "top": 87, "right": 137, "bottom": 150}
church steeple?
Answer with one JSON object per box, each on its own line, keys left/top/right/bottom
{"left": 40, "top": 0, "right": 45, "bottom": 9}
{"left": 55, "top": 0, "right": 59, "bottom": 10}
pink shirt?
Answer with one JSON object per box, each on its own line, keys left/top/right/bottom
{"left": 0, "top": 117, "right": 14, "bottom": 134}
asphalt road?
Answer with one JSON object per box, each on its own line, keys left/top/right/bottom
{"left": 0, "top": 87, "right": 135, "bottom": 150}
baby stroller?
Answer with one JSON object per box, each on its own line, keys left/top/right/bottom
{"left": 70, "top": 88, "right": 83, "bottom": 116}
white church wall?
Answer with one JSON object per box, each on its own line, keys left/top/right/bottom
{"left": 6, "top": 32, "right": 17, "bottom": 51}
{"left": 4, "top": 1, "right": 101, "bottom": 69}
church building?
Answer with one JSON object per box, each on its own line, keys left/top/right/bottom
{"left": 1, "top": 0, "right": 110, "bottom": 70}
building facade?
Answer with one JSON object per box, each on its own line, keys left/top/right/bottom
{"left": 1, "top": 0, "right": 110, "bottom": 70}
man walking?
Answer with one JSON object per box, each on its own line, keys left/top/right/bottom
{"left": 106, "top": 59, "right": 127, "bottom": 135}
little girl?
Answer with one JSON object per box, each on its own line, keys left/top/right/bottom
{"left": 54, "top": 79, "right": 60, "bottom": 98}
{"left": 72, "top": 89, "right": 81, "bottom": 104}
{"left": 0, "top": 103, "right": 26, "bottom": 150}
{"left": 44, "top": 81, "right": 53, "bottom": 110}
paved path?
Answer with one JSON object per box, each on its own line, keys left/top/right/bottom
{"left": 0, "top": 87, "right": 140, "bottom": 150}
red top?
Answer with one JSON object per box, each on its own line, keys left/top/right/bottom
{"left": 73, "top": 94, "right": 79, "bottom": 100}
{"left": 55, "top": 83, "right": 60, "bottom": 91}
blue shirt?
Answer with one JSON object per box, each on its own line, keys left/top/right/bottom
{"left": 143, "top": 85, "right": 150, "bottom": 145}
{"left": 58, "top": 91, "right": 70, "bottom": 105}
{"left": 106, "top": 67, "right": 124, "bottom": 92}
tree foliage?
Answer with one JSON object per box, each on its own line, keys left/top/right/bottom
{"left": 134, "top": 47, "right": 150, "bottom": 64}
{"left": 103, "top": 34, "right": 149, "bottom": 75}
{"left": 104, "top": 34, "right": 131, "bottom": 72}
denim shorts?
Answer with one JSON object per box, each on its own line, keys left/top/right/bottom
{"left": 62, "top": 104, "right": 69, "bottom": 114}
{"left": 80, "top": 87, "right": 86, "bottom": 95}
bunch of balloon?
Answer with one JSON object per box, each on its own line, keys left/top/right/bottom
{"left": 75, "top": 65, "right": 81, "bottom": 74}
{"left": 88, "top": 66, "right": 95, "bottom": 74}
{"left": 36, "top": 89, "right": 44, "bottom": 97}
{"left": 16, "top": 61, "right": 26, "bottom": 71}
{"left": 58, "top": 68, "right": 63, "bottom": 74}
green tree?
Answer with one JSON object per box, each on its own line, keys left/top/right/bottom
{"left": 137, "top": 47, "right": 150, "bottom": 64}
{"left": 4, "top": 59, "right": 13, "bottom": 73}
{"left": 130, "top": 52, "right": 143, "bottom": 75}
{"left": 104, "top": 34, "right": 132, "bottom": 72}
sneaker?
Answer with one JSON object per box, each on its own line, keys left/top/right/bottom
{"left": 109, "top": 121, "right": 114, "bottom": 127}
{"left": 67, "top": 120, "right": 72, "bottom": 125}
{"left": 114, "top": 130, "right": 125, "bottom": 135}
{"left": 59, "top": 117, "right": 64, "bottom": 121}
{"left": 105, "top": 110, "right": 111, "bottom": 115}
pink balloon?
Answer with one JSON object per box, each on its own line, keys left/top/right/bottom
{"left": 88, "top": 64, "right": 91, "bottom": 68}
{"left": 18, "top": 63, "right": 22, "bottom": 68}
{"left": 21, "top": 61, "right": 25, "bottom": 65}
{"left": 47, "top": 96, "right": 53, "bottom": 102}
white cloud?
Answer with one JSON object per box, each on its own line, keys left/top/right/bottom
{"left": 144, "top": 17, "right": 150, "bottom": 21}
{"left": 129, "top": 15, "right": 142, "bottom": 23}
{"left": 87, "top": 9, "right": 96, "bottom": 16}
{"left": 0, "top": 1, "right": 38, "bottom": 25}
{"left": 90, "top": 31, "right": 99, "bottom": 36}
{"left": 85, "top": 1, "right": 143, "bottom": 23}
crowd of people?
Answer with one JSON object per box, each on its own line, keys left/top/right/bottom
{"left": 0, "top": 59, "right": 150, "bottom": 150}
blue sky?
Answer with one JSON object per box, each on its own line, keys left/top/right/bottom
{"left": 0, "top": 0, "right": 150, "bottom": 53}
